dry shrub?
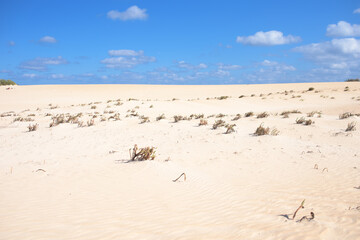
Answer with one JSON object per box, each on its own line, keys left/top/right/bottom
{"left": 139, "top": 116, "right": 150, "bottom": 124}
{"left": 280, "top": 110, "right": 301, "bottom": 116}
{"left": 296, "top": 117, "right": 306, "bottom": 124}
{"left": 339, "top": 112, "right": 353, "bottom": 119}
{"left": 108, "top": 113, "right": 120, "bottom": 121}
{"left": 304, "top": 119, "right": 314, "bottom": 125}
{"left": 271, "top": 128, "right": 280, "bottom": 136}
{"left": 28, "top": 123, "right": 38, "bottom": 132}
{"left": 257, "top": 112, "right": 269, "bottom": 118}
{"left": 245, "top": 112, "right": 254, "bottom": 117}
{"left": 216, "top": 113, "right": 226, "bottom": 118}
{"left": 231, "top": 114, "right": 241, "bottom": 121}
{"left": 174, "top": 115, "right": 183, "bottom": 122}
{"left": 190, "top": 114, "right": 204, "bottom": 119}
{"left": 156, "top": 114, "right": 166, "bottom": 121}
{"left": 307, "top": 111, "right": 321, "bottom": 117}
{"left": 212, "top": 119, "right": 225, "bottom": 129}
{"left": 225, "top": 124, "right": 236, "bottom": 134}
{"left": 129, "top": 144, "right": 156, "bottom": 161}
{"left": 87, "top": 119, "right": 95, "bottom": 127}
{"left": 346, "top": 122, "right": 356, "bottom": 131}
{"left": 216, "top": 96, "right": 230, "bottom": 100}
{"left": 50, "top": 113, "right": 82, "bottom": 127}
{"left": 199, "top": 119, "right": 208, "bottom": 126}
{"left": 174, "top": 115, "right": 191, "bottom": 122}
{"left": 254, "top": 124, "right": 270, "bottom": 136}
{"left": 14, "top": 117, "right": 34, "bottom": 122}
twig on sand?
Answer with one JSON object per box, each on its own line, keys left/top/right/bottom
{"left": 173, "top": 173, "right": 186, "bottom": 182}
{"left": 297, "top": 212, "right": 315, "bottom": 222}
{"left": 314, "top": 164, "right": 318, "bottom": 169}
{"left": 292, "top": 199, "right": 305, "bottom": 220}
{"left": 35, "top": 169, "right": 46, "bottom": 172}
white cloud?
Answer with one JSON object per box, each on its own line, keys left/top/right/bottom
{"left": 260, "top": 60, "right": 296, "bottom": 71}
{"left": 39, "top": 36, "right": 57, "bottom": 43}
{"left": 175, "top": 61, "right": 208, "bottom": 70}
{"left": 326, "top": 21, "right": 360, "bottom": 37}
{"left": 20, "top": 56, "right": 68, "bottom": 71}
{"left": 101, "top": 50, "right": 155, "bottom": 68}
{"left": 23, "top": 73, "right": 37, "bottom": 78}
{"left": 50, "top": 74, "right": 64, "bottom": 79}
{"left": 354, "top": 8, "right": 360, "bottom": 14}
{"left": 8, "top": 41, "right": 15, "bottom": 46}
{"left": 81, "top": 73, "right": 95, "bottom": 77}
{"left": 294, "top": 38, "right": 360, "bottom": 70}
{"left": 107, "top": 6, "right": 148, "bottom": 21}
{"left": 108, "top": 49, "right": 144, "bottom": 56}
{"left": 236, "top": 30, "right": 301, "bottom": 46}
{"left": 217, "top": 63, "right": 242, "bottom": 70}
{"left": 294, "top": 38, "right": 360, "bottom": 60}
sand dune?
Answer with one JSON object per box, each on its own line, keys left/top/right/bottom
{"left": 0, "top": 82, "right": 359, "bottom": 239}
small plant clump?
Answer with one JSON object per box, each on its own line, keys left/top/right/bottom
{"left": 245, "top": 112, "right": 254, "bottom": 117}
{"left": 212, "top": 119, "right": 225, "bottom": 129}
{"left": 254, "top": 124, "right": 269, "bottom": 136}
{"left": 129, "top": 144, "right": 156, "bottom": 161}
{"left": 199, "top": 119, "right": 208, "bottom": 126}
{"left": 296, "top": 117, "right": 306, "bottom": 124}
{"left": 156, "top": 114, "right": 166, "bottom": 121}
{"left": 280, "top": 110, "right": 301, "bottom": 116}
{"left": 225, "top": 124, "right": 236, "bottom": 134}
{"left": 346, "top": 122, "right": 357, "bottom": 132}
{"left": 108, "top": 113, "right": 120, "bottom": 121}
{"left": 87, "top": 119, "right": 95, "bottom": 127}
{"left": 296, "top": 117, "right": 314, "bottom": 126}
{"left": 254, "top": 124, "right": 279, "bottom": 136}
{"left": 14, "top": 117, "right": 34, "bottom": 122}
{"left": 304, "top": 119, "right": 314, "bottom": 125}
{"left": 216, "top": 113, "right": 226, "bottom": 118}
{"left": 257, "top": 112, "right": 269, "bottom": 118}
{"left": 308, "top": 87, "right": 314, "bottom": 91}
{"left": 174, "top": 115, "right": 184, "bottom": 122}
{"left": 28, "top": 123, "right": 38, "bottom": 132}
{"left": 216, "top": 96, "right": 230, "bottom": 100}
{"left": 231, "top": 114, "right": 241, "bottom": 121}
{"left": 173, "top": 115, "right": 191, "bottom": 122}
{"left": 307, "top": 111, "right": 321, "bottom": 117}
{"left": 139, "top": 116, "right": 150, "bottom": 124}
{"left": 190, "top": 114, "right": 204, "bottom": 119}
{"left": 339, "top": 112, "right": 353, "bottom": 119}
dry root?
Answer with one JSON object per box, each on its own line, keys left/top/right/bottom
{"left": 292, "top": 199, "right": 305, "bottom": 220}
{"left": 173, "top": 173, "right": 186, "bottom": 182}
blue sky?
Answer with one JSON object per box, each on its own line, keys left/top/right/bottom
{"left": 1, "top": 0, "right": 360, "bottom": 85}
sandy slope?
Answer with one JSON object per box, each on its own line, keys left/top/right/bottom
{"left": 0, "top": 82, "right": 359, "bottom": 240}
